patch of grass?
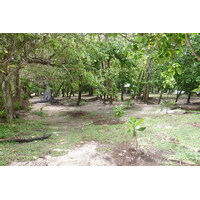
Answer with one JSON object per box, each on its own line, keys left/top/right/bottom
{"left": 0, "top": 119, "right": 55, "bottom": 165}
{"left": 79, "top": 100, "right": 87, "bottom": 106}
{"left": 1, "top": 106, "right": 200, "bottom": 166}
{"left": 80, "top": 123, "right": 131, "bottom": 144}
{"left": 137, "top": 113, "right": 200, "bottom": 165}
{"left": 82, "top": 111, "right": 97, "bottom": 119}
{"left": 31, "top": 111, "right": 48, "bottom": 117}
{"left": 26, "top": 106, "right": 32, "bottom": 112}
{"left": 97, "top": 146, "right": 112, "bottom": 152}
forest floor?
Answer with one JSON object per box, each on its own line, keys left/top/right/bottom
{"left": 1, "top": 94, "right": 200, "bottom": 166}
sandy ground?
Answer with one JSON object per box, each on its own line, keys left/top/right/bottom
{"left": 11, "top": 95, "right": 197, "bottom": 166}
{"left": 11, "top": 141, "right": 115, "bottom": 166}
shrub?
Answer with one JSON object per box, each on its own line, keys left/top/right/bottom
{"left": 113, "top": 105, "right": 125, "bottom": 119}
{"left": 21, "top": 94, "right": 29, "bottom": 100}
{"left": 79, "top": 100, "right": 86, "bottom": 106}
{"left": 0, "top": 110, "right": 5, "bottom": 118}
{"left": 14, "top": 101, "right": 21, "bottom": 111}
{"left": 125, "top": 116, "right": 146, "bottom": 150}
{"left": 125, "top": 99, "right": 132, "bottom": 109}
{"left": 31, "top": 111, "right": 48, "bottom": 117}
{"left": 160, "top": 100, "right": 175, "bottom": 114}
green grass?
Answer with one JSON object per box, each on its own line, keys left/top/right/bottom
{"left": 138, "top": 113, "right": 200, "bottom": 164}
{"left": 97, "top": 146, "right": 112, "bottom": 152}
{"left": 31, "top": 111, "right": 48, "bottom": 117}
{"left": 0, "top": 119, "right": 54, "bottom": 165}
{"left": 0, "top": 109, "right": 200, "bottom": 166}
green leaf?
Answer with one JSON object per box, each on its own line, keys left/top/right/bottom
{"left": 135, "top": 118, "right": 144, "bottom": 126}
{"left": 130, "top": 116, "right": 136, "bottom": 122}
{"left": 137, "top": 127, "right": 146, "bottom": 131}
{"left": 176, "top": 68, "right": 182, "bottom": 75}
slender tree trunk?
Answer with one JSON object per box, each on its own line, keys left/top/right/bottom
{"left": 88, "top": 86, "right": 93, "bottom": 96}
{"left": 121, "top": 85, "right": 124, "bottom": 101}
{"left": 142, "top": 48, "right": 152, "bottom": 104}
{"left": 187, "top": 92, "right": 192, "bottom": 104}
{"left": 158, "top": 92, "right": 163, "bottom": 104}
{"left": 109, "top": 95, "right": 113, "bottom": 104}
{"left": 77, "top": 84, "right": 82, "bottom": 106}
{"left": 136, "top": 70, "right": 145, "bottom": 98}
{"left": 14, "top": 67, "right": 21, "bottom": 101}
{"left": 54, "top": 83, "right": 64, "bottom": 97}
{"left": 103, "top": 93, "right": 106, "bottom": 104}
{"left": 175, "top": 89, "right": 183, "bottom": 103}
{"left": 69, "top": 90, "right": 73, "bottom": 98}
{"left": 62, "top": 89, "right": 65, "bottom": 97}
{"left": 142, "top": 72, "right": 150, "bottom": 103}
{"left": 2, "top": 74, "right": 14, "bottom": 120}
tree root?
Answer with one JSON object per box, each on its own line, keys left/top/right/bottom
{"left": 0, "top": 134, "right": 52, "bottom": 143}
{"left": 168, "top": 158, "right": 197, "bottom": 166}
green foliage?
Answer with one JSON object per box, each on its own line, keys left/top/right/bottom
{"left": 125, "top": 116, "right": 146, "bottom": 150}
{"left": 79, "top": 100, "right": 86, "bottom": 106}
{"left": 112, "top": 105, "right": 125, "bottom": 118}
{"left": 31, "top": 111, "right": 48, "bottom": 117}
{"left": 160, "top": 100, "right": 175, "bottom": 114}
{"left": 1, "top": 33, "right": 200, "bottom": 120}
{"left": 13, "top": 101, "right": 21, "bottom": 111}
{"left": 125, "top": 116, "right": 146, "bottom": 137}
{"left": 125, "top": 99, "right": 132, "bottom": 108}
{"left": 0, "top": 110, "right": 5, "bottom": 118}
{"left": 25, "top": 106, "right": 32, "bottom": 112}
{"left": 21, "top": 94, "right": 29, "bottom": 100}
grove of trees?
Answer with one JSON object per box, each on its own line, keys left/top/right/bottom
{"left": 0, "top": 33, "right": 199, "bottom": 120}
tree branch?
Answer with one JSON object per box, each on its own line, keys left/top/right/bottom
{"left": 185, "top": 34, "right": 200, "bottom": 61}
{"left": 119, "top": 33, "right": 139, "bottom": 44}
{"left": 27, "top": 58, "right": 56, "bottom": 66}
{"left": 0, "top": 134, "right": 52, "bottom": 143}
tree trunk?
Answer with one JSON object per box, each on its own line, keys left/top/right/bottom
{"left": 2, "top": 74, "right": 14, "bottom": 120}
{"left": 175, "top": 90, "right": 183, "bottom": 103}
{"left": 88, "top": 86, "right": 94, "bottom": 96}
{"left": 187, "top": 92, "right": 192, "bottom": 104}
{"left": 142, "top": 71, "right": 150, "bottom": 104}
{"left": 103, "top": 93, "right": 106, "bottom": 104}
{"left": 43, "top": 84, "right": 53, "bottom": 102}
{"left": 14, "top": 67, "right": 21, "bottom": 101}
{"left": 121, "top": 86, "right": 124, "bottom": 101}
{"left": 142, "top": 48, "right": 152, "bottom": 103}
{"left": 158, "top": 92, "right": 163, "bottom": 104}
{"left": 62, "top": 89, "right": 65, "bottom": 97}
{"left": 77, "top": 84, "right": 82, "bottom": 106}
{"left": 136, "top": 70, "right": 145, "bottom": 98}
{"left": 69, "top": 90, "right": 73, "bottom": 98}
{"left": 109, "top": 95, "right": 113, "bottom": 104}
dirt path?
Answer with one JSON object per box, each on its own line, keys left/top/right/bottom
{"left": 11, "top": 141, "right": 116, "bottom": 166}
{"left": 13, "top": 97, "right": 185, "bottom": 166}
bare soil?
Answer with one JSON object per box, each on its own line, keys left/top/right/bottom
{"left": 65, "top": 111, "right": 89, "bottom": 117}
{"left": 112, "top": 143, "right": 165, "bottom": 166}
{"left": 11, "top": 141, "right": 116, "bottom": 166}
{"left": 93, "top": 119, "right": 125, "bottom": 125}
{"left": 192, "top": 123, "right": 200, "bottom": 128}
{"left": 12, "top": 95, "right": 200, "bottom": 166}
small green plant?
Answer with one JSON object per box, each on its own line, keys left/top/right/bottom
{"left": 0, "top": 110, "right": 5, "bottom": 118}
{"left": 21, "top": 93, "right": 29, "bottom": 100}
{"left": 125, "top": 116, "right": 146, "bottom": 150}
{"left": 125, "top": 99, "right": 132, "bottom": 109}
{"left": 79, "top": 100, "right": 86, "bottom": 106}
{"left": 113, "top": 105, "right": 125, "bottom": 121}
{"left": 31, "top": 111, "right": 48, "bottom": 117}
{"left": 26, "top": 106, "right": 32, "bottom": 112}
{"left": 160, "top": 100, "right": 175, "bottom": 114}
{"left": 13, "top": 101, "right": 21, "bottom": 111}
